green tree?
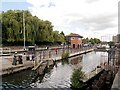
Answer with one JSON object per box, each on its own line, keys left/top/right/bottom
{"left": 2, "top": 10, "right": 65, "bottom": 45}
{"left": 108, "top": 41, "right": 115, "bottom": 48}
{"left": 82, "top": 38, "right": 101, "bottom": 44}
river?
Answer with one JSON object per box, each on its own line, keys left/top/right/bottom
{"left": 2, "top": 51, "right": 108, "bottom": 88}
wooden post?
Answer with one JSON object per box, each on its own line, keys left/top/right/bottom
{"left": 96, "top": 67, "right": 97, "bottom": 74}
{"left": 49, "top": 50, "right": 51, "bottom": 58}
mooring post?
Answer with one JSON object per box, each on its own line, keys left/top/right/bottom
{"left": 43, "top": 50, "right": 45, "bottom": 59}
{"left": 49, "top": 50, "right": 51, "bottom": 58}
{"left": 39, "top": 51, "right": 41, "bottom": 62}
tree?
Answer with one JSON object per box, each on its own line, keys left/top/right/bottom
{"left": 89, "top": 38, "right": 95, "bottom": 44}
{"left": 108, "top": 41, "right": 115, "bottom": 48}
{"left": 82, "top": 38, "right": 101, "bottom": 44}
{"left": 2, "top": 10, "right": 65, "bottom": 45}
{"left": 82, "top": 37, "right": 89, "bottom": 44}
{"left": 60, "top": 31, "right": 65, "bottom": 36}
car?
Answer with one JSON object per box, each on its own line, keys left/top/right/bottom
{"left": 83, "top": 44, "right": 89, "bottom": 47}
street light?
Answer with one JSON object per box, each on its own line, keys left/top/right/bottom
{"left": 15, "top": 11, "right": 26, "bottom": 50}
{"left": 67, "top": 36, "right": 70, "bottom": 52}
{"left": 23, "top": 12, "right": 26, "bottom": 50}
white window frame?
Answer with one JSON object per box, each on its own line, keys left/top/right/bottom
{"left": 71, "top": 37, "right": 74, "bottom": 40}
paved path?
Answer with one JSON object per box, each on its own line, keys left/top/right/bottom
{"left": 1, "top": 46, "right": 63, "bottom": 54}
{"left": 0, "top": 47, "right": 94, "bottom": 76}
{"left": 111, "top": 67, "right": 120, "bottom": 89}
{"left": 0, "top": 55, "right": 34, "bottom": 76}
{"left": 111, "top": 49, "right": 120, "bottom": 90}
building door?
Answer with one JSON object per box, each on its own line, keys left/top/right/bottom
{"left": 73, "top": 44, "right": 75, "bottom": 48}
{"left": 77, "top": 44, "right": 79, "bottom": 48}
{"left": 79, "top": 44, "right": 81, "bottom": 48}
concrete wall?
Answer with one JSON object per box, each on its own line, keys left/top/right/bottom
{"left": 117, "top": 34, "right": 120, "bottom": 42}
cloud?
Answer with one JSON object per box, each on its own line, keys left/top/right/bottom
{"left": 85, "top": 0, "right": 100, "bottom": 3}
{"left": 2, "top": 0, "right": 26, "bottom": 2}
{"left": 48, "top": 2, "right": 55, "bottom": 8}
{"left": 80, "top": 14, "right": 117, "bottom": 31}
{"left": 26, "top": 0, "right": 119, "bottom": 41}
{"left": 39, "top": 2, "right": 55, "bottom": 8}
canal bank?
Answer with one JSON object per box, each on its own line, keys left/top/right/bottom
{"left": 1, "top": 48, "right": 94, "bottom": 76}
{"left": 111, "top": 67, "right": 120, "bottom": 90}
{"left": 32, "top": 49, "right": 94, "bottom": 72}
{"left": 1, "top": 60, "right": 34, "bottom": 76}
{"left": 2, "top": 51, "right": 108, "bottom": 89}
{"left": 111, "top": 49, "right": 120, "bottom": 90}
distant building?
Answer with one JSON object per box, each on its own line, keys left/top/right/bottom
{"left": 117, "top": 34, "right": 120, "bottom": 42}
{"left": 112, "top": 35, "right": 117, "bottom": 43}
{"left": 113, "top": 34, "right": 120, "bottom": 48}
{"left": 66, "top": 33, "right": 83, "bottom": 48}
{"left": 112, "top": 34, "right": 120, "bottom": 43}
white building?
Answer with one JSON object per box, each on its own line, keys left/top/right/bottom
{"left": 117, "top": 34, "right": 120, "bottom": 42}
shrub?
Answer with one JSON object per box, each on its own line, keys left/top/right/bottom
{"left": 71, "top": 68, "right": 86, "bottom": 88}
{"left": 61, "top": 52, "right": 69, "bottom": 59}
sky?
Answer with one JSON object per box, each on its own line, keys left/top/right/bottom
{"left": 1, "top": 0, "right": 119, "bottom": 41}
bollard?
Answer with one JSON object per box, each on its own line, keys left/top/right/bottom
{"left": 12, "top": 55, "right": 17, "bottom": 65}
{"left": 43, "top": 51, "right": 45, "bottom": 59}
{"left": 40, "top": 52, "right": 41, "bottom": 60}
{"left": 49, "top": 50, "right": 51, "bottom": 58}
{"left": 18, "top": 55, "right": 23, "bottom": 64}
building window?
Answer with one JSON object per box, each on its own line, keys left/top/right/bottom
{"left": 71, "top": 37, "right": 74, "bottom": 40}
{"left": 78, "top": 38, "right": 81, "bottom": 40}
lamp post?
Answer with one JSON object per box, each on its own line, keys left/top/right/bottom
{"left": 68, "top": 36, "right": 70, "bottom": 53}
{"left": 15, "top": 11, "right": 26, "bottom": 50}
{"left": 23, "top": 12, "right": 26, "bottom": 50}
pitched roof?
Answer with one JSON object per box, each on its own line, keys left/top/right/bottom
{"left": 68, "top": 33, "right": 83, "bottom": 38}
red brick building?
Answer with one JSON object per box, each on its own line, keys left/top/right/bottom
{"left": 66, "top": 33, "right": 83, "bottom": 48}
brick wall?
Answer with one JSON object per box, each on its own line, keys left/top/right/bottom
{"left": 70, "top": 37, "right": 82, "bottom": 48}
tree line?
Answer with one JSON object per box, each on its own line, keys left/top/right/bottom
{"left": 2, "top": 10, "right": 65, "bottom": 46}
{"left": 82, "top": 37, "right": 101, "bottom": 44}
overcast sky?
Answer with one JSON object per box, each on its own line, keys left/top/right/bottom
{"left": 2, "top": 0, "right": 119, "bottom": 41}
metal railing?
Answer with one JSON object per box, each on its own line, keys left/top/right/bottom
{"left": 33, "top": 46, "right": 94, "bottom": 62}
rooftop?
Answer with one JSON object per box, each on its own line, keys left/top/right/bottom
{"left": 67, "top": 33, "right": 83, "bottom": 38}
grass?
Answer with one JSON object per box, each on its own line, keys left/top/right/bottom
{"left": 61, "top": 52, "right": 69, "bottom": 59}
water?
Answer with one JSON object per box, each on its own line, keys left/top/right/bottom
{"left": 82, "top": 51, "right": 107, "bottom": 73}
{"left": 2, "top": 51, "right": 108, "bottom": 88}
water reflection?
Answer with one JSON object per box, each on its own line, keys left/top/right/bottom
{"left": 82, "top": 52, "right": 108, "bottom": 73}
{"left": 31, "top": 51, "right": 108, "bottom": 88}
{"left": 2, "top": 70, "right": 35, "bottom": 87}
{"left": 2, "top": 51, "right": 108, "bottom": 88}
{"left": 69, "top": 55, "right": 83, "bottom": 65}
{"left": 35, "top": 62, "right": 73, "bottom": 88}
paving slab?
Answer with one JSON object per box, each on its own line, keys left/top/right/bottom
{"left": 0, "top": 56, "right": 34, "bottom": 76}
{"left": 111, "top": 68, "right": 120, "bottom": 90}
